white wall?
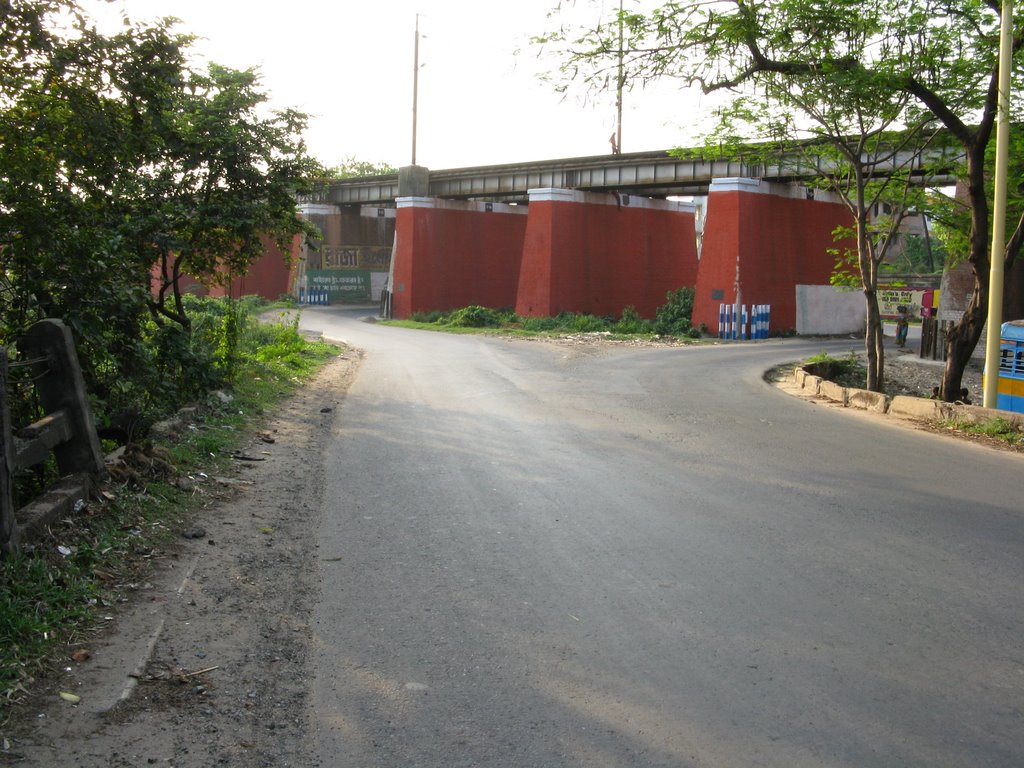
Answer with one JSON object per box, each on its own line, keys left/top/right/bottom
{"left": 796, "top": 285, "right": 865, "bottom": 335}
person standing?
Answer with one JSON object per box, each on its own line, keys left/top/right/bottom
{"left": 896, "top": 304, "right": 910, "bottom": 347}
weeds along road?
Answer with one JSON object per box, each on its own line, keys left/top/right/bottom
{"left": 298, "top": 307, "right": 1024, "bottom": 768}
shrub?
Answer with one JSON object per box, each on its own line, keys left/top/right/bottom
{"left": 520, "top": 315, "right": 562, "bottom": 332}
{"left": 613, "top": 306, "right": 653, "bottom": 335}
{"left": 567, "top": 313, "right": 609, "bottom": 332}
{"left": 409, "top": 310, "right": 446, "bottom": 324}
{"left": 446, "top": 305, "right": 504, "bottom": 328}
{"left": 652, "top": 287, "right": 695, "bottom": 336}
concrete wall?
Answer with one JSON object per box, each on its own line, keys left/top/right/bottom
{"left": 391, "top": 198, "right": 528, "bottom": 318}
{"left": 693, "top": 179, "right": 854, "bottom": 333}
{"left": 515, "top": 189, "right": 698, "bottom": 319}
{"left": 796, "top": 285, "right": 866, "bottom": 335}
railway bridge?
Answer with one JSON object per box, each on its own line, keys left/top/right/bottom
{"left": 302, "top": 144, "right": 953, "bottom": 205}
{"left": 296, "top": 143, "right": 957, "bottom": 334}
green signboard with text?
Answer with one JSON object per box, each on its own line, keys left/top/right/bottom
{"left": 307, "top": 269, "right": 371, "bottom": 303}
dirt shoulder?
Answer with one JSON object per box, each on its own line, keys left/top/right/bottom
{"left": 2, "top": 351, "right": 361, "bottom": 767}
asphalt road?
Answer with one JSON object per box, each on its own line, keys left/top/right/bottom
{"left": 297, "top": 307, "right": 1023, "bottom": 768}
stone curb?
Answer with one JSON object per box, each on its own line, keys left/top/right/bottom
{"left": 790, "top": 365, "right": 1024, "bottom": 428}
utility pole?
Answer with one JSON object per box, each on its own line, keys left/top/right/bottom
{"left": 983, "top": 0, "right": 1012, "bottom": 408}
{"left": 615, "top": 0, "right": 624, "bottom": 154}
{"left": 412, "top": 14, "right": 420, "bottom": 166}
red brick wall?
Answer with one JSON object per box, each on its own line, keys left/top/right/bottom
{"left": 224, "top": 235, "right": 295, "bottom": 300}
{"left": 391, "top": 199, "right": 528, "bottom": 318}
{"left": 151, "top": 234, "right": 297, "bottom": 301}
{"left": 515, "top": 189, "right": 698, "bottom": 318}
{"left": 693, "top": 180, "right": 854, "bottom": 333}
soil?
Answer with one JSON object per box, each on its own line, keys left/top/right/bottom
{"left": 0, "top": 335, "right": 996, "bottom": 766}
{"left": 0, "top": 350, "right": 362, "bottom": 767}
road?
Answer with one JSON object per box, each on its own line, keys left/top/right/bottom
{"left": 297, "top": 307, "right": 1023, "bottom": 768}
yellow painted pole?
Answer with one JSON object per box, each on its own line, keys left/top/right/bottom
{"left": 983, "top": 0, "right": 1013, "bottom": 409}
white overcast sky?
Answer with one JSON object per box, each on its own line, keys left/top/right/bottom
{"left": 82, "top": 0, "right": 724, "bottom": 170}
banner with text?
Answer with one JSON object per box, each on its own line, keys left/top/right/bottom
{"left": 878, "top": 287, "right": 936, "bottom": 318}
{"left": 307, "top": 269, "right": 371, "bottom": 303}
{"left": 321, "top": 245, "right": 391, "bottom": 272}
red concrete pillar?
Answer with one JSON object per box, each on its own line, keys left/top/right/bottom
{"left": 516, "top": 189, "right": 698, "bottom": 319}
{"left": 391, "top": 197, "right": 528, "bottom": 319}
{"left": 693, "top": 179, "right": 854, "bottom": 334}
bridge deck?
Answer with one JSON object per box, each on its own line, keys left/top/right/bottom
{"left": 304, "top": 145, "right": 960, "bottom": 206}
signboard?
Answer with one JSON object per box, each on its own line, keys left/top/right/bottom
{"left": 308, "top": 269, "right": 371, "bottom": 303}
{"left": 878, "top": 287, "right": 935, "bottom": 318}
{"left": 322, "top": 245, "right": 391, "bottom": 272}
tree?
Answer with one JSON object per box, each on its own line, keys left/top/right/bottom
{"left": 540, "top": 0, "right": 1024, "bottom": 400}
{"left": 1, "top": 1, "right": 319, "bottom": 412}
{"left": 703, "top": 33, "right": 941, "bottom": 391}
{"left": 139, "top": 60, "right": 321, "bottom": 331}
{"left": 318, "top": 157, "right": 398, "bottom": 179}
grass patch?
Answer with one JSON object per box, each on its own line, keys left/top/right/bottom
{"left": 937, "top": 416, "right": 1024, "bottom": 447}
{"left": 388, "top": 293, "right": 705, "bottom": 342}
{"left": 0, "top": 302, "right": 338, "bottom": 709}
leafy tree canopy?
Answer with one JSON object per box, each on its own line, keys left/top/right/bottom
{"left": 1, "top": 0, "right": 321, "bottom": 419}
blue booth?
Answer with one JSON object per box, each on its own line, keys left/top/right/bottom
{"left": 996, "top": 321, "right": 1024, "bottom": 413}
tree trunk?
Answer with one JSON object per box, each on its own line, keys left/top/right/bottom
{"left": 1004, "top": 253, "right": 1024, "bottom": 322}
{"left": 864, "top": 288, "right": 885, "bottom": 392}
{"left": 940, "top": 136, "right": 990, "bottom": 400}
{"left": 942, "top": 280, "right": 987, "bottom": 400}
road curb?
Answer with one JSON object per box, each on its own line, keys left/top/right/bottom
{"left": 790, "top": 365, "right": 1024, "bottom": 429}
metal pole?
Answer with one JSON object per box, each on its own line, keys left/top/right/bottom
{"left": 983, "top": 0, "right": 1012, "bottom": 409}
{"left": 616, "top": 0, "right": 624, "bottom": 154}
{"left": 412, "top": 14, "right": 419, "bottom": 166}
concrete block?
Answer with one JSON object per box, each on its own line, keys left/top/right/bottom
{"left": 847, "top": 388, "right": 890, "bottom": 413}
{"left": 803, "top": 375, "right": 822, "bottom": 395}
{"left": 16, "top": 473, "right": 92, "bottom": 544}
{"left": 819, "top": 380, "right": 848, "bottom": 405}
{"left": 794, "top": 368, "right": 807, "bottom": 387}
{"left": 889, "top": 395, "right": 949, "bottom": 422}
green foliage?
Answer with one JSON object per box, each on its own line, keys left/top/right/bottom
{"left": 801, "top": 351, "right": 867, "bottom": 388}
{"left": 0, "top": 551, "right": 98, "bottom": 695}
{"left": 652, "top": 287, "right": 695, "bottom": 336}
{"left": 0, "top": 0, "right": 320, "bottom": 424}
{"left": 518, "top": 315, "right": 562, "bottom": 332}
{"left": 566, "top": 313, "right": 609, "bottom": 332}
{"left": 393, "top": 302, "right": 706, "bottom": 341}
{"left": 892, "top": 233, "right": 946, "bottom": 275}
{"left": 215, "top": 298, "right": 242, "bottom": 382}
{"left": 408, "top": 310, "right": 447, "bottom": 324}
{"left": 316, "top": 156, "right": 397, "bottom": 180}
{"left": 939, "top": 416, "right": 1024, "bottom": 447}
{"left": 612, "top": 306, "right": 653, "bottom": 335}
{"left": 445, "top": 305, "right": 506, "bottom": 328}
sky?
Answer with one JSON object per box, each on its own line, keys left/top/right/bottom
{"left": 81, "top": 0, "right": 723, "bottom": 171}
